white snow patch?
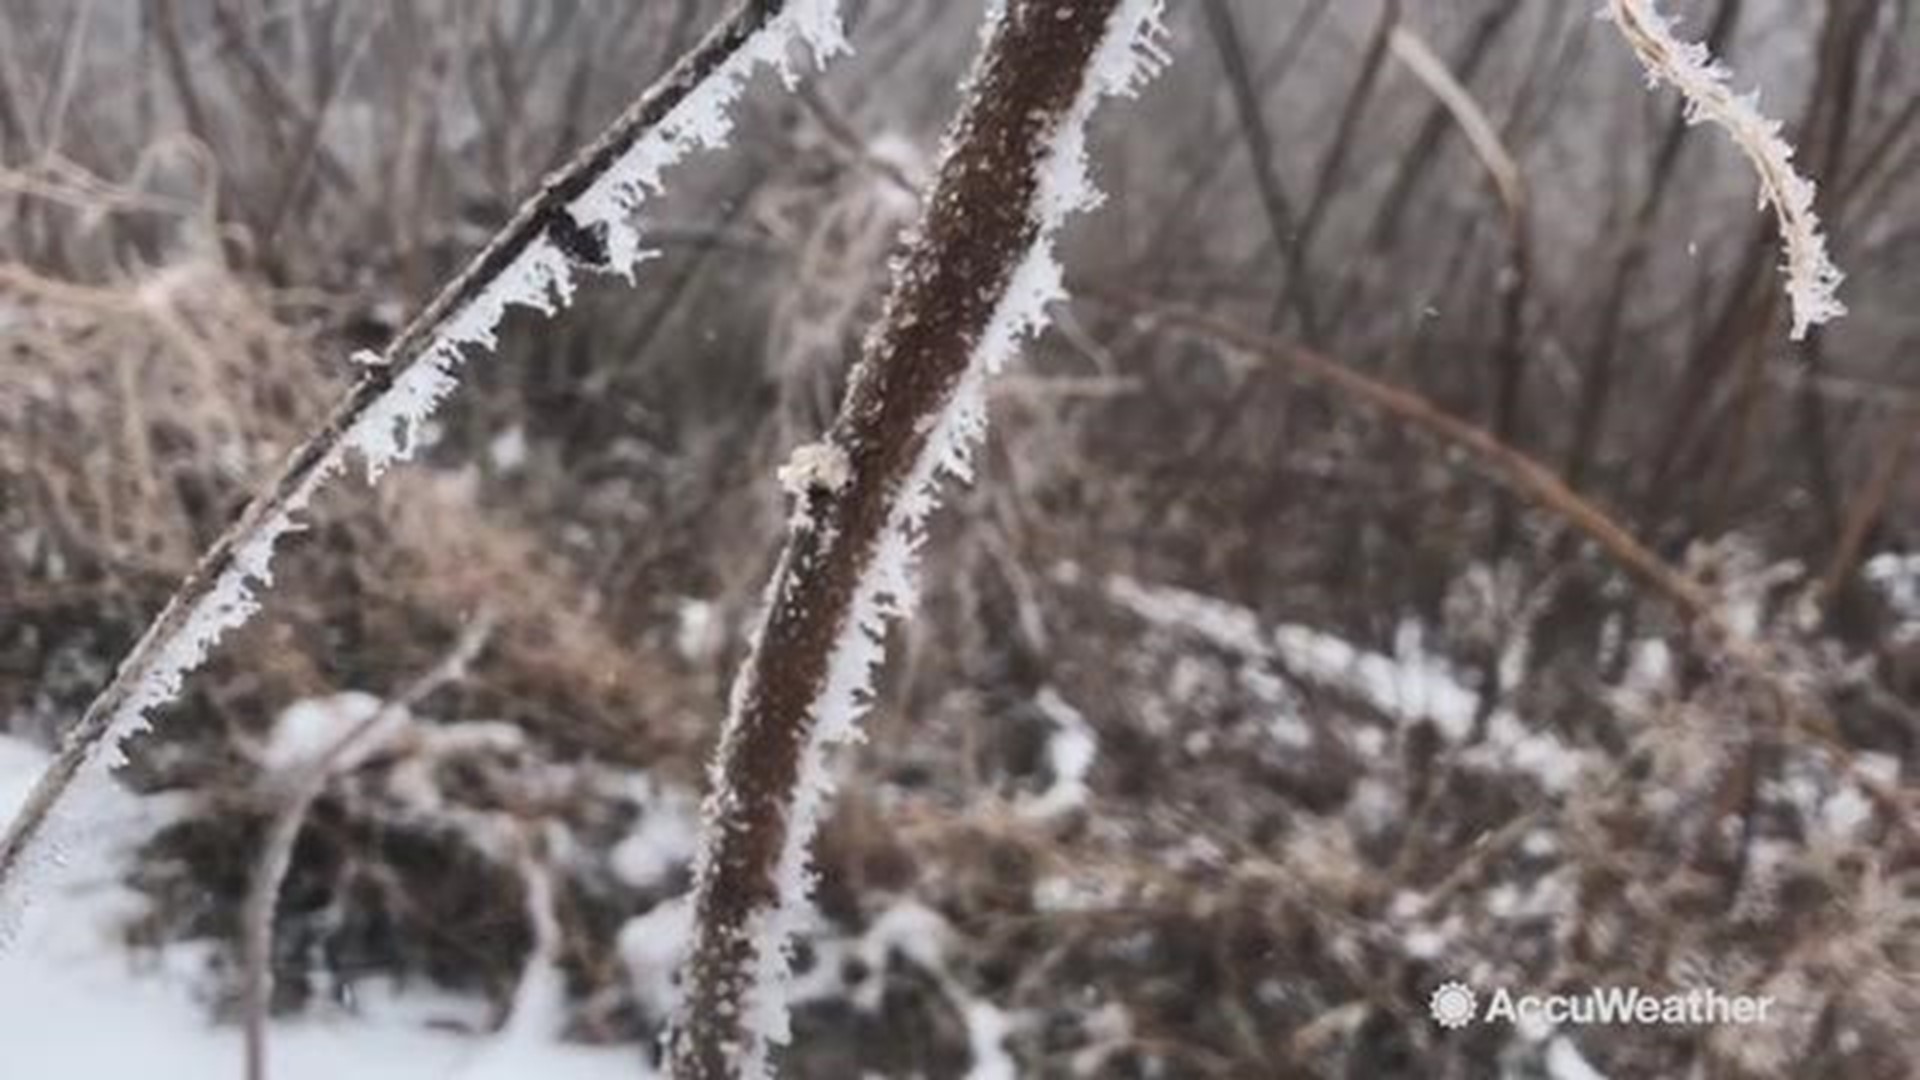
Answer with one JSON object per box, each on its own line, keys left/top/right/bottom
{"left": 850, "top": 901, "right": 1020, "bottom": 1080}
{"left": 1475, "top": 714, "right": 1588, "bottom": 794}
{"left": 852, "top": 901, "right": 952, "bottom": 1008}
{"left": 961, "top": 1000, "right": 1019, "bottom": 1080}
{"left": 1865, "top": 552, "right": 1920, "bottom": 642}
{"left": 262, "top": 692, "right": 410, "bottom": 773}
{"left": 1346, "top": 778, "right": 1400, "bottom": 835}
{"left": 1350, "top": 725, "right": 1387, "bottom": 758}
{"left": 1546, "top": 1034, "right": 1611, "bottom": 1080}
{"left": 1401, "top": 925, "right": 1452, "bottom": 960}
{"left": 673, "top": 598, "right": 723, "bottom": 663}
{"left": 461, "top": 848, "right": 572, "bottom": 1079}
{"left": 0, "top": 736, "right": 638, "bottom": 1079}
{"left": 487, "top": 426, "right": 528, "bottom": 471}
{"left": 1522, "top": 829, "right": 1559, "bottom": 858}
{"left": 1274, "top": 619, "right": 1481, "bottom": 742}
{"left": 611, "top": 791, "right": 699, "bottom": 890}
{"left": 1107, "top": 573, "right": 1270, "bottom": 657}
{"left": 619, "top": 898, "right": 694, "bottom": 1022}
{"left": 1034, "top": 873, "right": 1122, "bottom": 913}
{"left": 1020, "top": 688, "right": 1097, "bottom": 819}
{"left": 1108, "top": 574, "right": 1596, "bottom": 792}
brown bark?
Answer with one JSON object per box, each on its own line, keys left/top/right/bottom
{"left": 667, "top": 3, "right": 1129, "bottom": 1076}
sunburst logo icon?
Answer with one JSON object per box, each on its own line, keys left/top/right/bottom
{"left": 1429, "top": 980, "right": 1477, "bottom": 1029}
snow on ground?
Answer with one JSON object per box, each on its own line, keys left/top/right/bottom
{"left": 0, "top": 734, "right": 644, "bottom": 1079}
{"left": 1019, "top": 688, "right": 1097, "bottom": 820}
{"left": 1545, "top": 1034, "right": 1611, "bottom": 1080}
{"left": 1865, "top": 551, "right": 1920, "bottom": 643}
{"left": 1106, "top": 573, "right": 1598, "bottom": 794}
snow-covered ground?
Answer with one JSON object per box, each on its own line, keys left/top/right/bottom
{"left": 0, "top": 735, "right": 641, "bottom": 1079}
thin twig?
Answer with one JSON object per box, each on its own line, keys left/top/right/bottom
{"left": 1199, "top": 0, "right": 1317, "bottom": 338}
{"left": 1387, "top": 21, "right": 1533, "bottom": 553}
{"left": 240, "top": 618, "right": 492, "bottom": 1080}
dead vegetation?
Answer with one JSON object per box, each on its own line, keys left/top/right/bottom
{"left": 3, "top": 1, "right": 1919, "bottom": 1077}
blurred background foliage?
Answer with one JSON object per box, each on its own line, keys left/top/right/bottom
{"left": 2, "top": 1, "right": 1918, "bottom": 1076}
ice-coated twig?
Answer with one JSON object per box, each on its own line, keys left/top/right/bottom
{"left": 666, "top": 2, "right": 1170, "bottom": 1077}
{"left": 0, "top": 0, "right": 848, "bottom": 940}
{"left": 1604, "top": 0, "right": 1844, "bottom": 339}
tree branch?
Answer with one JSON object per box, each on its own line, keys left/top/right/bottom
{"left": 668, "top": 3, "right": 1166, "bottom": 1075}
{"left": 0, "top": 0, "right": 846, "bottom": 934}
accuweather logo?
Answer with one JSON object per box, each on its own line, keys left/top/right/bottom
{"left": 1427, "top": 981, "right": 1775, "bottom": 1029}
{"left": 1429, "top": 981, "right": 1478, "bottom": 1029}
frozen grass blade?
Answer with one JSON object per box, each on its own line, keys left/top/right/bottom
{"left": 1605, "top": 0, "right": 1845, "bottom": 339}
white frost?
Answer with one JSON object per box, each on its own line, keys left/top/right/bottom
{"left": 774, "top": 441, "right": 852, "bottom": 498}
{"left": 1604, "top": 0, "right": 1845, "bottom": 339}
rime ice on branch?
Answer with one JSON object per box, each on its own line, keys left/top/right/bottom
{"left": 666, "top": 2, "right": 1169, "bottom": 1077}
{"left": 1604, "top": 0, "right": 1845, "bottom": 340}
{"left": 0, "top": 0, "right": 848, "bottom": 939}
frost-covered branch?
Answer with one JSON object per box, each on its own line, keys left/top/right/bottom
{"left": 0, "top": 0, "right": 847, "bottom": 938}
{"left": 1604, "top": 0, "right": 1845, "bottom": 339}
{"left": 666, "top": 2, "right": 1168, "bottom": 1076}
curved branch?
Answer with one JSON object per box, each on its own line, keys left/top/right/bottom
{"left": 1605, "top": 0, "right": 1845, "bottom": 339}
{"left": 0, "top": 0, "right": 847, "bottom": 936}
